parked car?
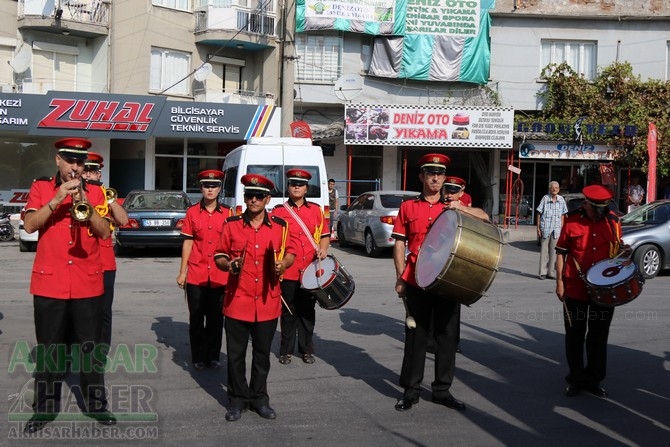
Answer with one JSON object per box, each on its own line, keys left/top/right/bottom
{"left": 115, "top": 190, "right": 191, "bottom": 255}
{"left": 18, "top": 208, "right": 38, "bottom": 252}
{"left": 337, "top": 190, "right": 419, "bottom": 256}
{"left": 621, "top": 200, "right": 670, "bottom": 279}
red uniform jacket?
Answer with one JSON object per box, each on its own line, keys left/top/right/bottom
{"left": 26, "top": 176, "right": 106, "bottom": 299}
{"left": 391, "top": 195, "right": 449, "bottom": 288}
{"left": 181, "top": 201, "right": 232, "bottom": 287}
{"left": 555, "top": 209, "right": 622, "bottom": 301}
{"left": 271, "top": 200, "right": 326, "bottom": 281}
{"left": 215, "top": 212, "right": 295, "bottom": 322}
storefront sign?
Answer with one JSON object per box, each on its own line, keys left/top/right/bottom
{"left": 0, "top": 189, "right": 29, "bottom": 206}
{"left": 519, "top": 142, "right": 621, "bottom": 160}
{"left": 0, "top": 92, "right": 280, "bottom": 140}
{"left": 344, "top": 104, "right": 513, "bottom": 148}
{"left": 516, "top": 121, "right": 637, "bottom": 138}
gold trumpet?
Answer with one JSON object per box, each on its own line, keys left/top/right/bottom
{"left": 71, "top": 177, "right": 94, "bottom": 222}
{"left": 105, "top": 187, "right": 118, "bottom": 204}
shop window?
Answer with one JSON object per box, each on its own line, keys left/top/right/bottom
{"left": 150, "top": 47, "right": 190, "bottom": 96}
{"left": 295, "top": 34, "right": 342, "bottom": 83}
{"left": 541, "top": 40, "right": 597, "bottom": 80}
{"left": 155, "top": 141, "right": 225, "bottom": 193}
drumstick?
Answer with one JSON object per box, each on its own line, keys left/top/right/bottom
{"left": 281, "top": 295, "right": 293, "bottom": 315}
{"left": 562, "top": 299, "right": 572, "bottom": 328}
{"left": 401, "top": 296, "right": 416, "bottom": 329}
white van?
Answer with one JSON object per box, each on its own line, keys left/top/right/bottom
{"left": 221, "top": 137, "right": 331, "bottom": 220}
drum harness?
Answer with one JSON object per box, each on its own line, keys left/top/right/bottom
{"left": 282, "top": 202, "right": 323, "bottom": 289}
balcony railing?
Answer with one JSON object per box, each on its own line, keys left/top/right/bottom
{"left": 18, "top": 0, "right": 110, "bottom": 27}
{"left": 194, "top": 5, "right": 276, "bottom": 37}
{"left": 15, "top": 78, "right": 108, "bottom": 94}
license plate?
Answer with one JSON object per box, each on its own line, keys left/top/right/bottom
{"left": 143, "top": 219, "right": 171, "bottom": 227}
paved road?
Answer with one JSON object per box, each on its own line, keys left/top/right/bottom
{"left": 1, "top": 237, "right": 668, "bottom": 446}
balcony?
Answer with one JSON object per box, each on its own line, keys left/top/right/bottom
{"left": 15, "top": 78, "right": 107, "bottom": 94}
{"left": 18, "top": 0, "right": 109, "bottom": 38}
{"left": 194, "top": 89, "right": 275, "bottom": 106}
{"left": 194, "top": 5, "right": 277, "bottom": 50}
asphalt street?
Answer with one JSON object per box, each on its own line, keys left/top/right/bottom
{"left": 1, "top": 231, "right": 669, "bottom": 447}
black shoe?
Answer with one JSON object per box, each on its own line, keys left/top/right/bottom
{"left": 302, "top": 354, "right": 315, "bottom": 364}
{"left": 209, "top": 360, "right": 221, "bottom": 369}
{"left": 225, "top": 406, "right": 247, "bottom": 422}
{"left": 85, "top": 411, "right": 117, "bottom": 426}
{"left": 278, "top": 355, "right": 291, "bottom": 365}
{"left": 588, "top": 386, "right": 608, "bottom": 398}
{"left": 394, "top": 397, "right": 419, "bottom": 412}
{"left": 456, "top": 345, "right": 462, "bottom": 354}
{"left": 255, "top": 405, "right": 277, "bottom": 419}
{"left": 193, "top": 362, "right": 206, "bottom": 370}
{"left": 432, "top": 395, "right": 466, "bottom": 411}
{"left": 565, "top": 384, "right": 580, "bottom": 396}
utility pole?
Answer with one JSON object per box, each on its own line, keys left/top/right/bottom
{"left": 279, "top": 0, "right": 297, "bottom": 137}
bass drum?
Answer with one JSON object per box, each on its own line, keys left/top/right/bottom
{"left": 301, "top": 255, "right": 355, "bottom": 310}
{"left": 415, "top": 209, "right": 503, "bottom": 306}
{"left": 585, "top": 258, "right": 644, "bottom": 307}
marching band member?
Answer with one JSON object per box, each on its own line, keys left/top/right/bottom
{"left": 177, "top": 170, "right": 232, "bottom": 370}
{"left": 82, "top": 151, "right": 128, "bottom": 353}
{"left": 214, "top": 174, "right": 296, "bottom": 422}
{"left": 392, "top": 154, "right": 467, "bottom": 412}
{"left": 23, "top": 138, "right": 115, "bottom": 433}
{"left": 555, "top": 184, "right": 630, "bottom": 398}
{"left": 272, "top": 169, "right": 329, "bottom": 365}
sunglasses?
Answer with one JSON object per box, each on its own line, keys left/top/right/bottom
{"left": 59, "top": 155, "right": 85, "bottom": 166}
{"left": 288, "top": 181, "right": 307, "bottom": 187}
{"left": 201, "top": 182, "right": 221, "bottom": 189}
{"left": 244, "top": 192, "right": 268, "bottom": 201}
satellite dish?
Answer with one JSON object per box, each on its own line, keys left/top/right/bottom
{"left": 333, "top": 73, "right": 363, "bottom": 101}
{"left": 10, "top": 44, "right": 32, "bottom": 74}
{"left": 194, "top": 63, "right": 212, "bottom": 82}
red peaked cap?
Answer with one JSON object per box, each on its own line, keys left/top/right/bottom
{"left": 85, "top": 151, "right": 104, "bottom": 169}
{"left": 241, "top": 174, "right": 274, "bottom": 194}
{"left": 418, "top": 153, "right": 450, "bottom": 173}
{"left": 286, "top": 168, "right": 312, "bottom": 183}
{"left": 55, "top": 137, "right": 91, "bottom": 160}
{"left": 582, "top": 184, "right": 613, "bottom": 206}
{"left": 198, "top": 169, "right": 224, "bottom": 182}
{"left": 444, "top": 176, "right": 466, "bottom": 189}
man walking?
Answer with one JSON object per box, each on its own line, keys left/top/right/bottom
{"left": 536, "top": 181, "right": 567, "bottom": 280}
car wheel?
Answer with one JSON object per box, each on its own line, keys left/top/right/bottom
{"left": 337, "top": 222, "right": 349, "bottom": 247}
{"left": 0, "top": 225, "right": 14, "bottom": 242}
{"left": 364, "top": 230, "right": 382, "bottom": 257}
{"left": 19, "top": 238, "right": 29, "bottom": 252}
{"left": 633, "top": 244, "right": 661, "bottom": 279}
{"left": 115, "top": 243, "right": 128, "bottom": 256}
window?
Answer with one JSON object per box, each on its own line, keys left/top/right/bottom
{"left": 29, "top": 42, "right": 79, "bottom": 93}
{"left": 541, "top": 40, "right": 597, "bottom": 80}
{"left": 295, "top": 34, "right": 342, "bottom": 83}
{"left": 150, "top": 48, "right": 190, "bottom": 95}
{"left": 0, "top": 46, "right": 14, "bottom": 90}
{"left": 155, "top": 141, "right": 226, "bottom": 193}
{"left": 209, "top": 56, "right": 245, "bottom": 94}
{"left": 152, "top": 0, "right": 189, "bottom": 11}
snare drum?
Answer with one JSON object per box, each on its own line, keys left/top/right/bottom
{"left": 300, "top": 255, "right": 355, "bottom": 310}
{"left": 415, "top": 210, "right": 504, "bottom": 305}
{"left": 585, "top": 258, "right": 644, "bottom": 307}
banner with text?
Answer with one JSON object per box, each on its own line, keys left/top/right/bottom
{"left": 344, "top": 104, "right": 513, "bottom": 147}
{"left": 296, "top": 0, "right": 407, "bottom": 35}
{"left": 518, "top": 142, "right": 620, "bottom": 161}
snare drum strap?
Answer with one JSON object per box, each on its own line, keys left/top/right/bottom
{"left": 283, "top": 203, "right": 319, "bottom": 251}
{"left": 571, "top": 256, "right": 588, "bottom": 283}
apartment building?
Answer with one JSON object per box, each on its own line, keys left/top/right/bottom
{"left": 0, "top": 0, "right": 280, "bottom": 207}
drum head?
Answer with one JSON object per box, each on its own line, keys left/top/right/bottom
{"left": 415, "top": 210, "right": 458, "bottom": 288}
{"left": 301, "top": 255, "right": 337, "bottom": 290}
{"left": 586, "top": 258, "right": 636, "bottom": 286}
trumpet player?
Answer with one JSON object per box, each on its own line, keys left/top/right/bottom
{"left": 23, "top": 138, "right": 116, "bottom": 433}
{"left": 82, "top": 151, "right": 129, "bottom": 354}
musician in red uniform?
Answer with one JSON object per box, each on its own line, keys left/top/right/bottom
{"left": 177, "top": 170, "right": 232, "bottom": 370}
{"left": 214, "top": 174, "right": 296, "bottom": 422}
{"left": 555, "top": 184, "right": 629, "bottom": 398}
{"left": 272, "top": 168, "right": 330, "bottom": 365}
{"left": 81, "top": 151, "right": 129, "bottom": 355}
{"left": 392, "top": 154, "right": 468, "bottom": 412}
{"left": 23, "top": 138, "right": 116, "bottom": 433}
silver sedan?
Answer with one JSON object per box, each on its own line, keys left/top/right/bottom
{"left": 337, "top": 190, "right": 419, "bottom": 257}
